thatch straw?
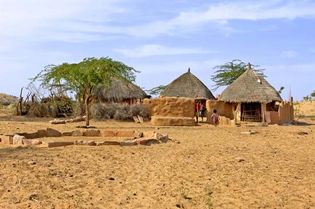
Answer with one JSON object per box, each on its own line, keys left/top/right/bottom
{"left": 96, "top": 79, "right": 150, "bottom": 102}
{"left": 219, "top": 69, "right": 282, "bottom": 103}
{"left": 161, "top": 69, "right": 215, "bottom": 99}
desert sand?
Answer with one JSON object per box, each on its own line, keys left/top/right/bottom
{"left": 0, "top": 116, "right": 314, "bottom": 209}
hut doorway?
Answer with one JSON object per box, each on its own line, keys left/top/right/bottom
{"left": 241, "top": 103, "right": 262, "bottom": 122}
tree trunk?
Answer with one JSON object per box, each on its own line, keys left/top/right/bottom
{"left": 85, "top": 97, "right": 90, "bottom": 127}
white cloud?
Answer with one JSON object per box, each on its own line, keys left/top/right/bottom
{"left": 118, "top": 0, "right": 315, "bottom": 37}
{"left": 280, "top": 50, "right": 298, "bottom": 58}
{"left": 114, "top": 44, "right": 213, "bottom": 58}
{"left": 0, "top": 0, "right": 125, "bottom": 42}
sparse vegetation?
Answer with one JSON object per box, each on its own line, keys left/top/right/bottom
{"left": 92, "top": 103, "right": 149, "bottom": 121}
{"left": 32, "top": 57, "right": 137, "bottom": 126}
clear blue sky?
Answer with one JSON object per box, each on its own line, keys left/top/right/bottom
{"left": 0, "top": 0, "right": 314, "bottom": 100}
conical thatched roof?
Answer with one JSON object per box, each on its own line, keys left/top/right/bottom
{"left": 161, "top": 68, "right": 215, "bottom": 99}
{"left": 96, "top": 79, "right": 150, "bottom": 102}
{"left": 219, "top": 68, "right": 282, "bottom": 103}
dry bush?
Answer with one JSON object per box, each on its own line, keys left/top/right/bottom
{"left": 23, "top": 97, "right": 74, "bottom": 118}
{"left": 92, "top": 103, "right": 117, "bottom": 120}
{"left": 129, "top": 104, "right": 150, "bottom": 119}
{"left": 27, "top": 102, "right": 49, "bottom": 117}
{"left": 92, "top": 103, "right": 150, "bottom": 121}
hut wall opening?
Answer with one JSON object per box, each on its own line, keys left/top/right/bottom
{"left": 241, "top": 102, "right": 262, "bottom": 122}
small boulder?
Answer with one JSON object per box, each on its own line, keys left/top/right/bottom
{"left": 154, "top": 133, "right": 169, "bottom": 143}
{"left": 62, "top": 131, "right": 74, "bottom": 136}
{"left": 120, "top": 141, "right": 137, "bottom": 146}
{"left": 46, "top": 128, "right": 62, "bottom": 137}
{"left": 97, "top": 141, "right": 121, "bottom": 146}
{"left": 72, "top": 130, "right": 83, "bottom": 136}
{"left": 83, "top": 129, "right": 101, "bottom": 137}
{"left": 86, "top": 140, "right": 97, "bottom": 146}
{"left": 31, "top": 139, "right": 42, "bottom": 145}
{"left": 50, "top": 119, "right": 66, "bottom": 124}
{"left": 22, "top": 139, "right": 33, "bottom": 146}
{"left": 36, "top": 129, "right": 48, "bottom": 138}
{"left": 13, "top": 135, "right": 25, "bottom": 145}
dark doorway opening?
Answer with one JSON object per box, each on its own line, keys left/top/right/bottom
{"left": 241, "top": 103, "right": 262, "bottom": 122}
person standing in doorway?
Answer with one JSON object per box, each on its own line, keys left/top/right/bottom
{"left": 199, "top": 103, "right": 206, "bottom": 122}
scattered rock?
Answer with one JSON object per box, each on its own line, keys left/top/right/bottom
{"left": 74, "top": 140, "right": 84, "bottom": 145}
{"left": 46, "top": 128, "right": 62, "bottom": 137}
{"left": 134, "top": 138, "right": 160, "bottom": 146}
{"left": 31, "top": 139, "right": 42, "bottom": 145}
{"left": 236, "top": 157, "right": 245, "bottom": 162}
{"left": 50, "top": 119, "right": 66, "bottom": 124}
{"left": 241, "top": 130, "right": 256, "bottom": 135}
{"left": 108, "top": 177, "right": 115, "bottom": 181}
{"left": 47, "top": 141, "right": 74, "bottom": 148}
{"left": 120, "top": 141, "right": 137, "bottom": 146}
{"left": 28, "top": 160, "right": 37, "bottom": 165}
{"left": 176, "top": 203, "right": 183, "bottom": 208}
{"left": 36, "top": 130, "right": 48, "bottom": 138}
{"left": 29, "top": 193, "right": 39, "bottom": 201}
{"left": 62, "top": 131, "right": 74, "bottom": 136}
{"left": 72, "top": 130, "right": 83, "bottom": 136}
{"left": 13, "top": 135, "right": 25, "bottom": 145}
{"left": 83, "top": 129, "right": 101, "bottom": 137}
{"left": 97, "top": 141, "right": 121, "bottom": 146}
{"left": 297, "top": 131, "right": 308, "bottom": 135}
{"left": 0, "top": 135, "right": 13, "bottom": 145}
{"left": 133, "top": 131, "right": 143, "bottom": 138}
{"left": 155, "top": 133, "right": 169, "bottom": 143}
{"left": 86, "top": 140, "right": 96, "bottom": 146}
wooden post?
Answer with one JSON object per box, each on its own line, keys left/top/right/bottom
{"left": 233, "top": 103, "right": 241, "bottom": 125}
{"left": 261, "top": 103, "right": 266, "bottom": 124}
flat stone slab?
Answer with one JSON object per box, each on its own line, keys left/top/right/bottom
{"left": 47, "top": 141, "right": 74, "bottom": 148}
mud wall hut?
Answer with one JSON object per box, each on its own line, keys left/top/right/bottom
{"left": 216, "top": 67, "right": 293, "bottom": 124}
{"left": 144, "top": 69, "right": 215, "bottom": 126}
{"left": 161, "top": 68, "right": 215, "bottom": 100}
{"left": 96, "top": 79, "right": 150, "bottom": 104}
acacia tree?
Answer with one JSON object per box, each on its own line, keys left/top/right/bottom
{"left": 33, "top": 57, "right": 137, "bottom": 127}
{"left": 211, "top": 59, "right": 265, "bottom": 90}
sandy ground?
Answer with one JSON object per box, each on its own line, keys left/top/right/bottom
{"left": 0, "top": 117, "right": 314, "bottom": 209}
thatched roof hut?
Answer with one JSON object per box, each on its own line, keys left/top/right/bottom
{"left": 219, "top": 68, "right": 282, "bottom": 103}
{"left": 161, "top": 68, "right": 215, "bottom": 99}
{"left": 96, "top": 79, "right": 150, "bottom": 103}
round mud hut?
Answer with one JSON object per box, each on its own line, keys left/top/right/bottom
{"left": 96, "top": 79, "right": 150, "bottom": 104}
{"left": 161, "top": 68, "right": 215, "bottom": 100}
{"left": 219, "top": 66, "right": 282, "bottom": 122}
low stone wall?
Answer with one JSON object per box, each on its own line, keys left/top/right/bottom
{"left": 144, "top": 97, "right": 195, "bottom": 126}
{"left": 0, "top": 128, "right": 173, "bottom": 148}
{"left": 151, "top": 116, "right": 195, "bottom": 126}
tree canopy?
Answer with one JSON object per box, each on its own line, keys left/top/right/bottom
{"left": 146, "top": 85, "right": 166, "bottom": 96}
{"left": 33, "top": 57, "right": 137, "bottom": 126}
{"left": 211, "top": 59, "right": 265, "bottom": 90}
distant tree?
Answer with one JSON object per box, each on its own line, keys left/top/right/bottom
{"left": 211, "top": 59, "right": 265, "bottom": 90}
{"left": 311, "top": 91, "right": 315, "bottom": 98}
{"left": 146, "top": 85, "right": 166, "bottom": 96}
{"left": 33, "top": 57, "right": 137, "bottom": 127}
